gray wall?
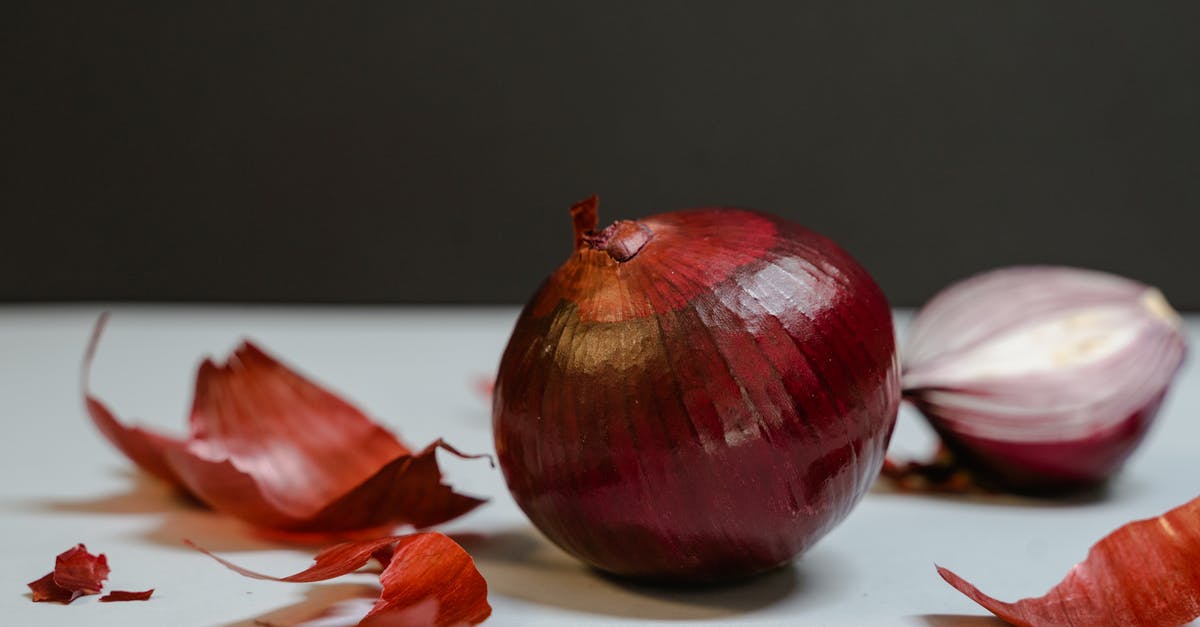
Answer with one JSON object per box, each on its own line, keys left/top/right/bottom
{"left": 5, "top": 2, "right": 1199, "bottom": 308}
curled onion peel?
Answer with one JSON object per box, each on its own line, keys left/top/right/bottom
{"left": 99, "top": 589, "right": 154, "bottom": 602}
{"left": 188, "top": 532, "right": 491, "bottom": 626}
{"left": 26, "top": 544, "right": 153, "bottom": 604}
{"left": 494, "top": 197, "right": 901, "bottom": 582}
{"left": 902, "top": 266, "right": 1187, "bottom": 493}
{"left": 939, "top": 495, "right": 1200, "bottom": 627}
{"left": 84, "top": 315, "right": 486, "bottom": 532}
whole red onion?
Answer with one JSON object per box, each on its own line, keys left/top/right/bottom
{"left": 493, "top": 197, "right": 900, "bottom": 582}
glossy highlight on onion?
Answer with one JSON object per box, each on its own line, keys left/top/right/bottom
{"left": 493, "top": 196, "right": 901, "bottom": 582}
{"left": 902, "top": 266, "right": 1187, "bottom": 493}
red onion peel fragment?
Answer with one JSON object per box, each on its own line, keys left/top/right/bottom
{"left": 901, "top": 266, "right": 1187, "bottom": 493}
{"left": 100, "top": 589, "right": 155, "bottom": 602}
{"left": 187, "top": 532, "right": 490, "bottom": 626}
{"left": 494, "top": 197, "right": 901, "bottom": 581}
{"left": 880, "top": 445, "right": 975, "bottom": 494}
{"left": 27, "top": 544, "right": 110, "bottom": 603}
{"left": 26, "top": 544, "right": 151, "bottom": 604}
{"left": 939, "top": 495, "right": 1200, "bottom": 627}
{"left": 83, "top": 314, "right": 487, "bottom": 532}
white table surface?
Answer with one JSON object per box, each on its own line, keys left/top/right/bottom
{"left": 2, "top": 305, "right": 1197, "bottom": 627}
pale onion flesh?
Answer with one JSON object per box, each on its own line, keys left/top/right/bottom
{"left": 902, "top": 266, "right": 1187, "bottom": 492}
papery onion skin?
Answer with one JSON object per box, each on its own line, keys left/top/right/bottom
{"left": 99, "top": 589, "right": 154, "bottom": 602}
{"left": 84, "top": 316, "right": 486, "bottom": 533}
{"left": 902, "top": 266, "right": 1187, "bottom": 493}
{"left": 493, "top": 197, "right": 900, "bottom": 582}
{"left": 27, "top": 544, "right": 110, "bottom": 604}
{"left": 939, "top": 494, "right": 1200, "bottom": 627}
{"left": 189, "top": 532, "right": 491, "bottom": 626}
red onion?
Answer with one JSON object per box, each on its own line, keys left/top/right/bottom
{"left": 493, "top": 197, "right": 900, "bottom": 582}
{"left": 902, "top": 266, "right": 1187, "bottom": 493}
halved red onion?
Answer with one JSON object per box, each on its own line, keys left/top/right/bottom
{"left": 939, "top": 494, "right": 1200, "bottom": 626}
{"left": 493, "top": 197, "right": 901, "bottom": 582}
{"left": 902, "top": 266, "right": 1187, "bottom": 492}
{"left": 84, "top": 315, "right": 487, "bottom": 532}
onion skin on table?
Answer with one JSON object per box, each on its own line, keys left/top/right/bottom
{"left": 939, "top": 495, "right": 1200, "bottom": 627}
{"left": 27, "top": 544, "right": 153, "bottom": 604}
{"left": 83, "top": 315, "right": 487, "bottom": 533}
{"left": 493, "top": 197, "right": 901, "bottom": 582}
{"left": 189, "top": 532, "right": 491, "bottom": 626}
{"left": 27, "top": 544, "right": 110, "bottom": 604}
{"left": 99, "top": 589, "right": 154, "bottom": 602}
{"left": 901, "top": 266, "right": 1187, "bottom": 494}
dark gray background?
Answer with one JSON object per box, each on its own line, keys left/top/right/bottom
{"left": 5, "top": 2, "right": 1199, "bottom": 308}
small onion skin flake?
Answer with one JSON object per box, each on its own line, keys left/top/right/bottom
{"left": 27, "top": 544, "right": 110, "bottom": 604}
{"left": 188, "top": 532, "right": 491, "bottom": 626}
{"left": 99, "top": 589, "right": 154, "bottom": 602}
{"left": 939, "top": 495, "right": 1200, "bottom": 627}
{"left": 83, "top": 315, "right": 486, "bottom": 532}
{"left": 902, "top": 266, "right": 1187, "bottom": 493}
{"left": 494, "top": 197, "right": 901, "bottom": 582}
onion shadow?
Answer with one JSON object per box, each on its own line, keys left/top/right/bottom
{"left": 33, "top": 469, "right": 426, "bottom": 552}
{"left": 454, "top": 526, "right": 849, "bottom": 621}
{"left": 37, "top": 470, "right": 200, "bottom": 514}
{"left": 222, "top": 583, "right": 381, "bottom": 627}
{"left": 869, "top": 476, "right": 1113, "bottom": 509}
{"left": 32, "top": 470, "right": 292, "bottom": 552}
{"left": 916, "top": 613, "right": 1006, "bottom": 626}
{"left": 136, "top": 508, "right": 300, "bottom": 552}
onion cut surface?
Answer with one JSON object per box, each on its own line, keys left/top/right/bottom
{"left": 901, "top": 266, "right": 1187, "bottom": 492}
{"left": 84, "top": 315, "right": 486, "bottom": 532}
{"left": 939, "top": 495, "right": 1200, "bottom": 627}
{"left": 188, "top": 532, "right": 490, "bottom": 626}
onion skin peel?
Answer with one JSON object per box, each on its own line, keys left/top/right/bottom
{"left": 940, "top": 494, "right": 1200, "bottom": 627}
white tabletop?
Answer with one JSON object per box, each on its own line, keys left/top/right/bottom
{"left": 2, "top": 306, "right": 1197, "bottom": 627}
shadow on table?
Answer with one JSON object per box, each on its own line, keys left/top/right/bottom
{"left": 37, "top": 472, "right": 835, "bottom": 621}
{"left": 453, "top": 526, "right": 845, "bottom": 621}
{"left": 916, "top": 614, "right": 1005, "bottom": 626}
{"left": 33, "top": 471, "right": 293, "bottom": 552}
{"left": 869, "top": 477, "right": 1113, "bottom": 508}
{"left": 221, "top": 583, "right": 381, "bottom": 627}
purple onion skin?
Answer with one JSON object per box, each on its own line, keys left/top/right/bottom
{"left": 493, "top": 199, "right": 901, "bottom": 582}
{"left": 913, "top": 392, "right": 1165, "bottom": 494}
